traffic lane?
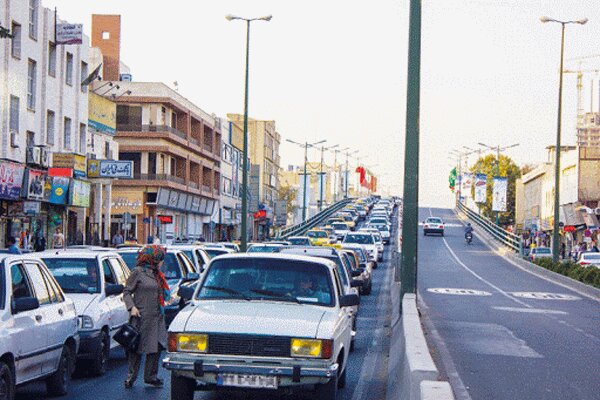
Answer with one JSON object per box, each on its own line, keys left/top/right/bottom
{"left": 418, "top": 208, "right": 600, "bottom": 400}
{"left": 17, "top": 228, "right": 394, "bottom": 400}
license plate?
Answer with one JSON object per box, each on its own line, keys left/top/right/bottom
{"left": 217, "top": 374, "right": 278, "bottom": 389}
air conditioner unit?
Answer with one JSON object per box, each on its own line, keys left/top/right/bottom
{"left": 39, "top": 147, "right": 50, "bottom": 168}
{"left": 10, "top": 130, "right": 19, "bottom": 148}
{"left": 26, "top": 146, "right": 41, "bottom": 165}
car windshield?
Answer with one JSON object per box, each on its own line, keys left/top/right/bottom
{"left": 43, "top": 258, "right": 101, "bottom": 294}
{"left": 307, "top": 231, "right": 327, "bottom": 238}
{"left": 118, "top": 252, "right": 138, "bottom": 270}
{"left": 344, "top": 234, "right": 374, "bottom": 245}
{"left": 289, "top": 238, "right": 310, "bottom": 245}
{"left": 427, "top": 218, "right": 442, "bottom": 224}
{"left": 204, "top": 249, "right": 230, "bottom": 259}
{"left": 247, "top": 245, "right": 281, "bottom": 253}
{"left": 333, "top": 223, "right": 348, "bottom": 230}
{"left": 197, "top": 258, "right": 334, "bottom": 306}
{"left": 162, "top": 253, "right": 182, "bottom": 279}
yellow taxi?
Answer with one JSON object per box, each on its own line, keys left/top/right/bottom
{"left": 306, "top": 229, "right": 331, "bottom": 246}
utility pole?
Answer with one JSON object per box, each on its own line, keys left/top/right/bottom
{"left": 318, "top": 144, "right": 338, "bottom": 211}
{"left": 333, "top": 147, "right": 347, "bottom": 202}
{"left": 343, "top": 150, "right": 358, "bottom": 198}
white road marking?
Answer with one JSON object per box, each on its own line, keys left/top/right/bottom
{"left": 492, "top": 306, "right": 568, "bottom": 315}
{"left": 427, "top": 288, "right": 492, "bottom": 296}
{"left": 511, "top": 292, "right": 581, "bottom": 301}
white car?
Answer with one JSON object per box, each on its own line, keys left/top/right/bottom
{"left": 0, "top": 254, "right": 79, "bottom": 397}
{"left": 164, "top": 253, "right": 359, "bottom": 400}
{"left": 331, "top": 222, "right": 351, "bottom": 241}
{"left": 359, "top": 229, "right": 384, "bottom": 261}
{"left": 578, "top": 252, "right": 600, "bottom": 267}
{"left": 168, "top": 245, "right": 212, "bottom": 273}
{"left": 367, "top": 223, "right": 391, "bottom": 244}
{"left": 343, "top": 232, "right": 379, "bottom": 262}
{"left": 40, "top": 250, "right": 130, "bottom": 375}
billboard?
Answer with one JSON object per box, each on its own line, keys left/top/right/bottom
{"left": 88, "top": 92, "right": 116, "bottom": 135}
{"left": 492, "top": 177, "right": 508, "bottom": 212}
{"left": 461, "top": 173, "right": 473, "bottom": 198}
{"left": 25, "top": 169, "right": 52, "bottom": 201}
{"left": 474, "top": 174, "right": 487, "bottom": 203}
{"left": 0, "top": 161, "right": 25, "bottom": 200}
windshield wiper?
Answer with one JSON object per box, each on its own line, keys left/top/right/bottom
{"left": 250, "top": 289, "right": 302, "bottom": 304}
{"left": 202, "top": 285, "right": 251, "bottom": 301}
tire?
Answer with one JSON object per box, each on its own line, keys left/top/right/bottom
{"left": 171, "top": 373, "right": 196, "bottom": 400}
{"left": 46, "top": 345, "right": 71, "bottom": 396}
{"left": 0, "top": 361, "right": 15, "bottom": 400}
{"left": 363, "top": 282, "right": 372, "bottom": 295}
{"left": 350, "top": 338, "right": 355, "bottom": 352}
{"left": 315, "top": 372, "right": 338, "bottom": 400}
{"left": 89, "top": 331, "right": 109, "bottom": 376}
{"left": 337, "top": 360, "right": 347, "bottom": 389}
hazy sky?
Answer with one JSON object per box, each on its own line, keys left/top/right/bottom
{"left": 46, "top": 0, "right": 600, "bottom": 207}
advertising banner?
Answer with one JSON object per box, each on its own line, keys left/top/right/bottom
{"left": 88, "top": 92, "right": 116, "bottom": 135}
{"left": 111, "top": 190, "right": 143, "bottom": 214}
{"left": 88, "top": 160, "right": 133, "bottom": 178}
{"left": 69, "top": 180, "right": 91, "bottom": 207}
{"left": 461, "top": 173, "right": 473, "bottom": 198}
{"left": 474, "top": 173, "right": 487, "bottom": 203}
{"left": 25, "top": 169, "right": 52, "bottom": 201}
{"left": 56, "top": 24, "right": 83, "bottom": 45}
{"left": 49, "top": 177, "right": 70, "bottom": 204}
{"left": 492, "top": 177, "right": 508, "bottom": 212}
{"left": 52, "top": 153, "right": 86, "bottom": 177}
{"left": 0, "top": 161, "right": 25, "bottom": 200}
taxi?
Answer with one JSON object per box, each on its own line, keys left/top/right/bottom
{"left": 306, "top": 229, "right": 332, "bottom": 246}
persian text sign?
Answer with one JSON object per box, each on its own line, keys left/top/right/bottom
{"left": 56, "top": 24, "right": 83, "bottom": 45}
{"left": 88, "top": 160, "right": 133, "bottom": 178}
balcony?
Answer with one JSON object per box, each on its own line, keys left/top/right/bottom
{"left": 188, "top": 181, "right": 199, "bottom": 189}
{"left": 117, "top": 124, "right": 187, "bottom": 140}
{"left": 132, "top": 173, "right": 186, "bottom": 185}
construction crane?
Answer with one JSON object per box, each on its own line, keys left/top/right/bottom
{"left": 564, "top": 54, "right": 600, "bottom": 116}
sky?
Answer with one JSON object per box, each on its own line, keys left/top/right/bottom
{"left": 46, "top": 0, "right": 600, "bottom": 208}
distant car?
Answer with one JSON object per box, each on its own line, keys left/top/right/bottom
{"left": 168, "top": 245, "right": 211, "bottom": 273}
{"left": 221, "top": 243, "right": 240, "bottom": 252}
{"left": 332, "top": 222, "right": 352, "bottom": 241}
{"left": 287, "top": 236, "right": 312, "bottom": 246}
{"left": 529, "top": 247, "right": 553, "bottom": 262}
{"left": 343, "top": 232, "right": 379, "bottom": 262}
{"left": 578, "top": 252, "right": 600, "bottom": 267}
{"left": 306, "top": 229, "right": 332, "bottom": 246}
{"left": 423, "top": 217, "right": 444, "bottom": 236}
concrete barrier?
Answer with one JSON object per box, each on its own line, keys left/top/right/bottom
{"left": 420, "top": 381, "right": 454, "bottom": 400}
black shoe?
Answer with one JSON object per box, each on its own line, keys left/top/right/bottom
{"left": 124, "top": 380, "right": 134, "bottom": 389}
{"left": 145, "top": 378, "right": 164, "bottom": 387}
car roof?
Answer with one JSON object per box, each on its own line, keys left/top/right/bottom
{"left": 39, "top": 249, "right": 120, "bottom": 258}
{"left": 208, "top": 253, "right": 337, "bottom": 270}
{"left": 279, "top": 246, "right": 340, "bottom": 257}
{"left": 117, "top": 248, "right": 184, "bottom": 254}
{"left": 288, "top": 236, "right": 310, "bottom": 240}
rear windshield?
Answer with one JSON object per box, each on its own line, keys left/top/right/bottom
{"left": 289, "top": 238, "right": 310, "bottom": 245}
{"left": 247, "top": 245, "right": 281, "bottom": 253}
{"left": 333, "top": 223, "right": 348, "bottom": 230}
{"left": 43, "top": 258, "right": 100, "bottom": 294}
{"left": 344, "top": 234, "right": 374, "bottom": 245}
{"left": 307, "top": 231, "right": 327, "bottom": 238}
{"left": 426, "top": 218, "right": 442, "bottom": 224}
{"left": 204, "top": 249, "right": 230, "bottom": 259}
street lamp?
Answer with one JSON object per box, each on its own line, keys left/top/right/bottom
{"left": 541, "top": 16, "right": 588, "bottom": 262}
{"left": 318, "top": 144, "right": 339, "bottom": 211}
{"left": 226, "top": 13, "right": 272, "bottom": 252}
{"left": 343, "top": 150, "right": 359, "bottom": 198}
{"left": 332, "top": 147, "right": 348, "bottom": 201}
{"left": 286, "top": 138, "right": 326, "bottom": 221}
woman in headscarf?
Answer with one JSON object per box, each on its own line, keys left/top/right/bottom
{"left": 123, "top": 245, "right": 170, "bottom": 388}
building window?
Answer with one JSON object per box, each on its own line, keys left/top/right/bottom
{"left": 65, "top": 52, "right": 73, "bottom": 86}
{"left": 80, "top": 61, "right": 88, "bottom": 93}
{"left": 9, "top": 96, "right": 19, "bottom": 134}
{"left": 11, "top": 22, "right": 21, "bottom": 59}
{"left": 26, "top": 131, "right": 35, "bottom": 148}
{"left": 29, "top": 0, "right": 39, "bottom": 40}
{"left": 102, "top": 31, "right": 110, "bottom": 40}
{"left": 27, "top": 59, "right": 37, "bottom": 110}
{"left": 79, "top": 123, "right": 86, "bottom": 153}
{"left": 46, "top": 110, "right": 55, "bottom": 145}
{"left": 63, "top": 117, "right": 71, "bottom": 149}
{"left": 48, "top": 42, "right": 56, "bottom": 76}
{"left": 105, "top": 142, "right": 111, "bottom": 159}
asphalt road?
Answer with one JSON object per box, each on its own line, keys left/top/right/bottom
{"left": 16, "top": 215, "right": 395, "bottom": 400}
{"left": 418, "top": 207, "right": 600, "bottom": 400}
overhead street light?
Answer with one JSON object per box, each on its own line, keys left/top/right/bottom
{"left": 226, "top": 13, "right": 272, "bottom": 252}
{"left": 317, "top": 144, "right": 339, "bottom": 211}
{"left": 541, "top": 15, "right": 587, "bottom": 262}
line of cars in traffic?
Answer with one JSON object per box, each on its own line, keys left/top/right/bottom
{"left": 0, "top": 196, "right": 400, "bottom": 400}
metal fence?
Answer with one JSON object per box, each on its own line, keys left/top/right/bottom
{"left": 456, "top": 201, "right": 522, "bottom": 254}
{"left": 276, "top": 198, "right": 356, "bottom": 239}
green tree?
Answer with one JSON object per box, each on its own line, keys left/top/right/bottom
{"left": 278, "top": 185, "right": 298, "bottom": 222}
{"left": 470, "top": 154, "right": 521, "bottom": 225}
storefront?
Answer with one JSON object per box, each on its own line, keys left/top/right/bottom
{"left": 0, "top": 160, "right": 26, "bottom": 249}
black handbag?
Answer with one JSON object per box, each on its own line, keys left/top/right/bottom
{"left": 114, "top": 318, "right": 140, "bottom": 352}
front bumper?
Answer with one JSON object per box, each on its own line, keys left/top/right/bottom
{"left": 163, "top": 353, "right": 338, "bottom": 386}
{"left": 77, "top": 329, "right": 103, "bottom": 359}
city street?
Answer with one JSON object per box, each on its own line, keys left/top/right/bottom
{"left": 418, "top": 208, "right": 600, "bottom": 400}
{"left": 15, "top": 218, "right": 396, "bottom": 400}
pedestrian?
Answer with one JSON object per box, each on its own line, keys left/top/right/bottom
{"left": 123, "top": 245, "right": 170, "bottom": 389}
{"left": 112, "top": 231, "right": 124, "bottom": 247}
{"left": 52, "top": 227, "right": 65, "bottom": 249}
{"left": 7, "top": 237, "right": 21, "bottom": 254}
{"left": 560, "top": 243, "right": 566, "bottom": 260}
{"left": 34, "top": 230, "right": 46, "bottom": 252}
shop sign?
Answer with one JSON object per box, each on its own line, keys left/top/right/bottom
{"left": 88, "top": 160, "right": 133, "bottom": 178}
{"left": 25, "top": 169, "right": 52, "bottom": 201}
{"left": 55, "top": 23, "right": 83, "bottom": 45}
{"left": 52, "top": 153, "right": 86, "bottom": 178}
{"left": 111, "top": 190, "right": 143, "bottom": 215}
{"left": 69, "top": 180, "right": 91, "bottom": 207}
{"left": 564, "top": 225, "right": 576, "bottom": 233}
{"left": 23, "top": 201, "right": 41, "bottom": 215}
{"left": 157, "top": 215, "right": 173, "bottom": 224}
{"left": 88, "top": 92, "right": 116, "bottom": 135}
{"left": 0, "top": 161, "right": 25, "bottom": 201}
{"left": 254, "top": 209, "right": 267, "bottom": 220}
{"left": 49, "top": 177, "right": 70, "bottom": 204}
{"left": 48, "top": 167, "right": 73, "bottom": 177}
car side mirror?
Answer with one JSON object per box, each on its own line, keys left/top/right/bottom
{"left": 340, "top": 294, "right": 360, "bottom": 307}
{"left": 105, "top": 283, "right": 124, "bottom": 297}
{"left": 184, "top": 272, "right": 200, "bottom": 282}
{"left": 350, "top": 279, "right": 363, "bottom": 288}
{"left": 12, "top": 297, "right": 40, "bottom": 314}
{"left": 351, "top": 270, "right": 362, "bottom": 277}
{"left": 178, "top": 285, "right": 195, "bottom": 301}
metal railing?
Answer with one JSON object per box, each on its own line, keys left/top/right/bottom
{"left": 276, "top": 198, "right": 355, "bottom": 239}
{"left": 117, "top": 124, "right": 188, "bottom": 140}
{"left": 456, "top": 201, "right": 522, "bottom": 254}
{"left": 132, "top": 173, "right": 186, "bottom": 185}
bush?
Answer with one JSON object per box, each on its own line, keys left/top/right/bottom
{"left": 531, "top": 257, "right": 600, "bottom": 289}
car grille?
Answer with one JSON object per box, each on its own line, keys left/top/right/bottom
{"left": 208, "top": 334, "right": 291, "bottom": 357}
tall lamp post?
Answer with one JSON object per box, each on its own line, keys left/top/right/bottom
{"left": 333, "top": 147, "right": 348, "bottom": 202}
{"left": 318, "top": 144, "right": 339, "bottom": 211}
{"left": 286, "top": 138, "right": 326, "bottom": 221}
{"left": 478, "top": 142, "right": 519, "bottom": 225}
{"left": 225, "top": 13, "right": 272, "bottom": 252}
{"left": 541, "top": 16, "right": 588, "bottom": 262}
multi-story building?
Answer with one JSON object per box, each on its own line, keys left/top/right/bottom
{"left": 228, "top": 114, "right": 281, "bottom": 239}
{"left": 0, "top": 1, "right": 99, "bottom": 248}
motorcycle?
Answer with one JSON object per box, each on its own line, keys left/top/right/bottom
{"left": 465, "top": 232, "right": 473, "bottom": 245}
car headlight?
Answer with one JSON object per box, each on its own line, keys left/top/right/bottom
{"left": 78, "top": 315, "right": 94, "bottom": 330}
{"left": 290, "top": 338, "right": 333, "bottom": 359}
{"left": 168, "top": 333, "right": 208, "bottom": 353}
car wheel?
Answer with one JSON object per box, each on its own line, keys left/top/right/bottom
{"left": 171, "top": 373, "right": 196, "bottom": 400}
{"left": 337, "top": 359, "right": 347, "bottom": 389}
{"left": 315, "top": 371, "right": 338, "bottom": 400}
{"left": 89, "top": 331, "right": 110, "bottom": 376}
{"left": 46, "top": 345, "right": 72, "bottom": 396}
{"left": 363, "top": 281, "right": 372, "bottom": 295}
{"left": 441, "top": 232, "right": 444, "bottom": 237}
{"left": 0, "top": 361, "right": 15, "bottom": 400}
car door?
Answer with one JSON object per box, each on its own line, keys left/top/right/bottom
{"left": 101, "top": 257, "right": 123, "bottom": 341}
{"left": 107, "top": 257, "right": 129, "bottom": 341}
{"left": 332, "top": 269, "right": 352, "bottom": 362}
{"left": 195, "top": 249, "right": 209, "bottom": 273}
{"left": 9, "top": 261, "right": 47, "bottom": 382}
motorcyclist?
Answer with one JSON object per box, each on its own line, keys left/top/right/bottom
{"left": 464, "top": 223, "right": 474, "bottom": 239}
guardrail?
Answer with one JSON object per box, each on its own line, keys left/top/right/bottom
{"left": 276, "top": 198, "right": 356, "bottom": 239}
{"left": 456, "top": 201, "right": 522, "bottom": 254}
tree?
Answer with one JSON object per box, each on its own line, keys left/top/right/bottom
{"left": 470, "top": 154, "right": 521, "bottom": 225}
{"left": 521, "top": 163, "right": 536, "bottom": 175}
{"left": 278, "top": 185, "right": 298, "bottom": 222}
